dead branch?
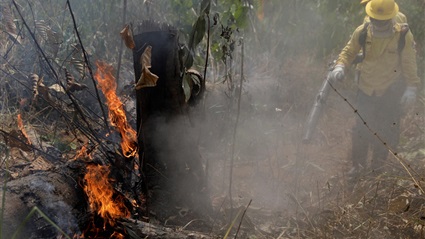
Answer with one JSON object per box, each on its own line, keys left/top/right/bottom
{"left": 65, "top": 0, "right": 110, "bottom": 133}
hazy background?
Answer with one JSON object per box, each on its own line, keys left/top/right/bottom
{"left": 0, "top": 0, "right": 424, "bottom": 236}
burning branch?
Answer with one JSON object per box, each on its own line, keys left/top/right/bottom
{"left": 94, "top": 61, "right": 138, "bottom": 158}
{"left": 73, "top": 144, "right": 92, "bottom": 161}
{"left": 17, "top": 114, "right": 31, "bottom": 145}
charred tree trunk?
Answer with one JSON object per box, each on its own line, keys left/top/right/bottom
{"left": 0, "top": 161, "right": 87, "bottom": 239}
{"left": 132, "top": 21, "right": 211, "bottom": 224}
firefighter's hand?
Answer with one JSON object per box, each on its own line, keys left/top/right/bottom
{"left": 330, "top": 65, "right": 345, "bottom": 82}
{"left": 400, "top": 86, "right": 417, "bottom": 108}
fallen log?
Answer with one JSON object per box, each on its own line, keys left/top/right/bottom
{"left": 0, "top": 160, "right": 86, "bottom": 239}
{"left": 0, "top": 159, "right": 215, "bottom": 239}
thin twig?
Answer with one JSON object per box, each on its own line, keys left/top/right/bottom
{"left": 66, "top": 0, "right": 110, "bottom": 133}
{"left": 276, "top": 228, "right": 287, "bottom": 239}
{"left": 223, "top": 207, "right": 243, "bottom": 239}
{"left": 202, "top": 11, "right": 211, "bottom": 98}
{"left": 0, "top": 129, "right": 73, "bottom": 164}
{"left": 234, "top": 199, "right": 252, "bottom": 239}
{"left": 181, "top": 219, "right": 204, "bottom": 231}
{"left": 228, "top": 38, "right": 244, "bottom": 219}
{"left": 288, "top": 193, "right": 316, "bottom": 233}
{"left": 316, "top": 180, "right": 321, "bottom": 211}
{"left": 115, "top": 0, "right": 127, "bottom": 84}
{"left": 0, "top": 143, "right": 9, "bottom": 238}
{"left": 0, "top": 67, "right": 106, "bottom": 151}
{"left": 12, "top": 206, "right": 71, "bottom": 239}
{"left": 12, "top": 1, "right": 59, "bottom": 80}
{"left": 209, "top": 195, "right": 227, "bottom": 235}
{"left": 202, "top": 11, "right": 211, "bottom": 184}
{"left": 11, "top": 1, "right": 110, "bottom": 159}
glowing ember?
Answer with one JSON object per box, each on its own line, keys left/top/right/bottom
{"left": 73, "top": 144, "right": 88, "bottom": 160}
{"left": 17, "top": 114, "right": 31, "bottom": 145}
{"left": 110, "top": 231, "right": 126, "bottom": 239}
{"left": 94, "top": 61, "right": 137, "bottom": 158}
{"left": 83, "top": 164, "right": 130, "bottom": 227}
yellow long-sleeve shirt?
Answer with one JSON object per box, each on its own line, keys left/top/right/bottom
{"left": 336, "top": 23, "right": 420, "bottom": 96}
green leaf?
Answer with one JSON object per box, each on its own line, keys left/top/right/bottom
{"left": 234, "top": 5, "right": 250, "bottom": 28}
{"left": 188, "top": 16, "right": 206, "bottom": 50}
{"left": 221, "top": 11, "right": 233, "bottom": 26}
{"left": 182, "top": 73, "right": 192, "bottom": 102}
{"left": 179, "top": 45, "right": 194, "bottom": 69}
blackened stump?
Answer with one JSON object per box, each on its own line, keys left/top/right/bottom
{"left": 132, "top": 21, "right": 210, "bottom": 224}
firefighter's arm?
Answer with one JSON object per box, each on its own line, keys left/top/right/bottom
{"left": 400, "top": 31, "right": 420, "bottom": 108}
{"left": 335, "top": 26, "right": 363, "bottom": 68}
{"left": 401, "top": 31, "right": 420, "bottom": 87}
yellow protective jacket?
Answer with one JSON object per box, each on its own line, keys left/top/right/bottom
{"left": 336, "top": 22, "right": 420, "bottom": 96}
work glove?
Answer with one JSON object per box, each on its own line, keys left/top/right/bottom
{"left": 329, "top": 65, "right": 345, "bottom": 82}
{"left": 400, "top": 86, "right": 417, "bottom": 109}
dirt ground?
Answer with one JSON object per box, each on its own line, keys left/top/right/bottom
{"left": 198, "top": 54, "right": 425, "bottom": 238}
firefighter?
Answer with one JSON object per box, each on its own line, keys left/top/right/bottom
{"left": 354, "top": 0, "right": 408, "bottom": 86}
{"left": 330, "top": 0, "right": 420, "bottom": 175}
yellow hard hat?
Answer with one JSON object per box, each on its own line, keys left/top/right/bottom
{"left": 365, "top": 0, "right": 399, "bottom": 20}
{"left": 360, "top": 0, "right": 370, "bottom": 4}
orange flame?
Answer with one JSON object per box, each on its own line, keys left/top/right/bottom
{"left": 73, "top": 144, "right": 88, "bottom": 160}
{"left": 17, "top": 114, "right": 31, "bottom": 145}
{"left": 110, "top": 231, "right": 126, "bottom": 239}
{"left": 83, "top": 164, "right": 130, "bottom": 227}
{"left": 94, "top": 61, "right": 137, "bottom": 158}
